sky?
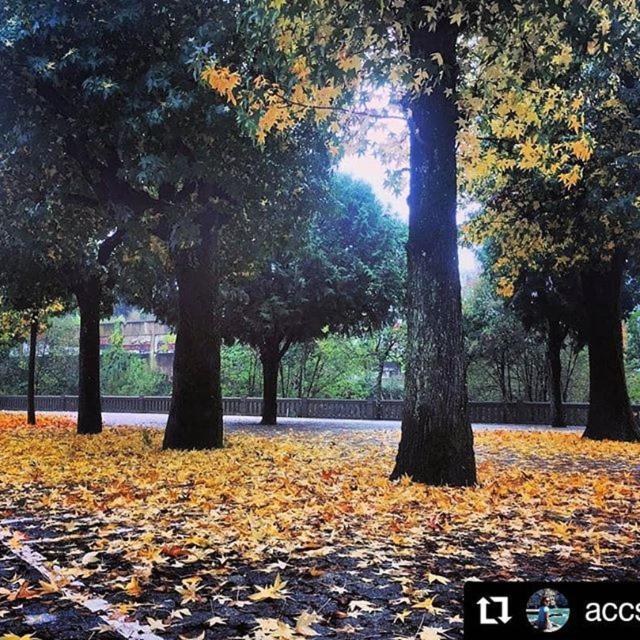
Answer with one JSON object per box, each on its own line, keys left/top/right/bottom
{"left": 340, "top": 146, "right": 480, "bottom": 284}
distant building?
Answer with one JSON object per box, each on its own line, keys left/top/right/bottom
{"left": 382, "top": 361, "right": 402, "bottom": 378}
{"left": 100, "top": 309, "right": 175, "bottom": 378}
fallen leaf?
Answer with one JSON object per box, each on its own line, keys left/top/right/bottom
{"left": 249, "top": 574, "right": 289, "bottom": 602}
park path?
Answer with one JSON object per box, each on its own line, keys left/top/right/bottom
{"left": 44, "top": 411, "right": 585, "bottom": 434}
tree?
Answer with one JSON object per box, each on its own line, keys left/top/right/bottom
{"left": 466, "top": 40, "right": 640, "bottom": 440}
{"left": 463, "top": 273, "right": 589, "bottom": 410}
{"left": 32, "top": 315, "right": 80, "bottom": 396}
{"left": 198, "top": 0, "right": 630, "bottom": 483}
{"left": 513, "top": 274, "right": 579, "bottom": 428}
{"left": 475, "top": 238, "right": 587, "bottom": 427}
{"left": 279, "top": 337, "right": 377, "bottom": 400}
{"left": 369, "top": 322, "right": 406, "bottom": 418}
{"left": 1, "top": 3, "right": 152, "bottom": 434}
{"left": 1, "top": 0, "right": 332, "bottom": 448}
{"left": 465, "top": 277, "right": 545, "bottom": 402}
{"left": 223, "top": 175, "right": 406, "bottom": 425}
{"left": 0, "top": 243, "right": 69, "bottom": 425}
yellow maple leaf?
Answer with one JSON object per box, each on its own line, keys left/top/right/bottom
{"left": 425, "top": 572, "right": 450, "bottom": 585}
{"left": 412, "top": 596, "right": 444, "bottom": 614}
{"left": 570, "top": 138, "right": 592, "bottom": 161}
{"left": 201, "top": 65, "right": 241, "bottom": 105}
{"left": 122, "top": 575, "right": 143, "bottom": 597}
{"left": 393, "top": 608, "right": 412, "bottom": 623}
{"left": 146, "top": 618, "right": 167, "bottom": 631}
{"left": 295, "top": 610, "right": 321, "bottom": 636}
{"left": 450, "top": 11, "right": 464, "bottom": 26}
{"left": 175, "top": 576, "right": 202, "bottom": 603}
{"left": 38, "top": 579, "right": 61, "bottom": 595}
{"left": 254, "top": 617, "right": 295, "bottom": 640}
{"left": 249, "top": 574, "right": 289, "bottom": 602}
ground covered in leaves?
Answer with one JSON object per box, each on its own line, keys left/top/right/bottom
{"left": 0, "top": 413, "right": 639, "bottom": 640}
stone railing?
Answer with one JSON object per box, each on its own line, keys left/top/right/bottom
{"left": 0, "top": 394, "right": 630, "bottom": 426}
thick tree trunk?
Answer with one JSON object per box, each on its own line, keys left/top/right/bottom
{"left": 391, "top": 19, "right": 476, "bottom": 486}
{"left": 76, "top": 276, "right": 103, "bottom": 434}
{"left": 547, "top": 318, "right": 566, "bottom": 428}
{"left": 582, "top": 256, "right": 639, "bottom": 441}
{"left": 163, "top": 230, "right": 223, "bottom": 450}
{"left": 27, "top": 316, "right": 38, "bottom": 426}
{"left": 260, "top": 345, "right": 280, "bottom": 426}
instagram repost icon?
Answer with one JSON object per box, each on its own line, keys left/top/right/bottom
{"left": 527, "top": 588, "right": 570, "bottom": 632}
{"left": 476, "top": 596, "right": 511, "bottom": 625}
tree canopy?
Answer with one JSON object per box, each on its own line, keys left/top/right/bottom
{"left": 223, "top": 174, "right": 406, "bottom": 423}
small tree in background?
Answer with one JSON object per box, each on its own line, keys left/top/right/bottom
{"left": 0, "top": 246, "right": 70, "bottom": 425}
{"left": 369, "top": 322, "right": 406, "bottom": 418}
{"left": 224, "top": 175, "right": 406, "bottom": 425}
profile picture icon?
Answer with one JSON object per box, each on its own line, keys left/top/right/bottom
{"left": 527, "top": 588, "right": 570, "bottom": 632}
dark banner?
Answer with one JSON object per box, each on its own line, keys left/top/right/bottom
{"left": 464, "top": 581, "right": 640, "bottom": 639}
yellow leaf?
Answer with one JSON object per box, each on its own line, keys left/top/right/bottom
{"left": 146, "top": 618, "right": 167, "bottom": 631}
{"left": 201, "top": 65, "right": 241, "bottom": 105}
{"left": 393, "top": 609, "right": 412, "bottom": 623}
{"left": 38, "top": 579, "right": 61, "bottom": 594}
{"left": 295, "top": 610, "right": 321, "bottom": 636}
{"left": 254, "top": 618, "right": 295, "bottom": 640}
{"left": 249, "top": 574, "right": 289, "bottom": 602}
{"left": 425, "top": 572, "right": 450, "bottom": 585}
{"left": 570, "top": 138, "right": 592, "bottom": 161}
{"left": 122, "top": 575, "right": 143, "bottom": 597}
{"left": 412, "top": 596, "right": 444, "bottom": 614}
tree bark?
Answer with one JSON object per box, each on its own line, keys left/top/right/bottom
{"left": 391, "top": 19, "right": 476, "bottom": 486}
{"left": 27, "top": 315, "right": 38, "bottom": 426}
{"left": 547, "top": 318, "right": 566, "bottom": 428}
{"left": 76, "top": 275, "right": 103, "bottom": 434}
{"left": 163, "top": 228, "right": 223, "bottom": 450}
{"left": 582, "top": 255, "right": 640, "bottom": 441}
{"left": 260, "top": 344, "right": 280, "bottom": 426}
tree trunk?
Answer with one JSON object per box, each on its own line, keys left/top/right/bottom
{"left": 260, "top": 344, "right": 280, "bottom": 426}
{"left": 27, "top": 315, "right": 38, "bottom": 426}
{"left": 375, "top": 361, "right": 385, "bottom": 420}
{"left": 391, "top": 19, "right": 476, "bottom": 486}
{"left": 582, "top": 255, "right": 640, "bottom": 441}
{"left": 163, "top": 231, "right": 223, "bottom": 450}
{"left": 547, "top": 318, "right": 565, "bottom": 428}
{"left": 76, "top": 276, "right": 103, "bottom": 434}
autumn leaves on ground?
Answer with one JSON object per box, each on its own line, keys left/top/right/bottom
{"left": 1, "top": 415, "right": 638, "bottom": 640}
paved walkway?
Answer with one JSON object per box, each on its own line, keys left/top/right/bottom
{"left": 45, "top": 411, "right": 584, "bottom": 433}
